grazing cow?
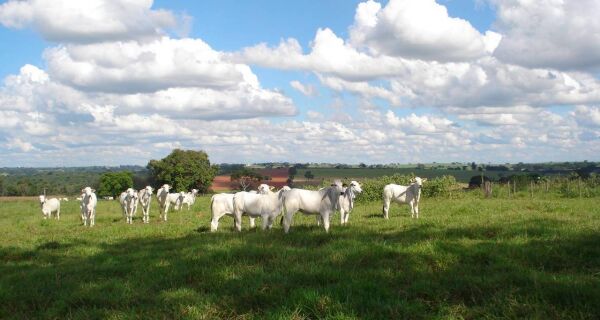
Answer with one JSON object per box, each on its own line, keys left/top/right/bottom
{"left": 60, "top": 197, "right": 69, "bottom": 202}
{"left": 156, "top": 184, "right": 170, "bottom": 221}
{"left": 282, "top": 181, "right": 343, "bottom": 233}
{"left": 119, "top": 188, "right": 137, "bottom": 224}
{"left": 232, "top": 184, "right": 288, "bottom": 231}
{"left": 138, "top": 186, "right": 153, "bottom": 223}
{"left": 382, "top": 177, "right": 427, "bottom": 219}
{"left": 39, "top": 195, "right": 60, "bottom": 220}
{"left": 181, "top": 189, "right": 198, "bottom": 210}
{"left": 339, "top": 181, "right": 363, "bottom": 225}
{"left": 209, "top": 193, "right": 256, "bottom": 232}
{"left": 81, "top": 187, "right": 97, "bottom": 227}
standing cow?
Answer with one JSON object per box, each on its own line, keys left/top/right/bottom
{"left": 181, "top": 189, "right": 198, "bottom": 210}
{"left": 156, "top": 184, "right": 170, "bottom": 221}
{"left": 339, "top": 181, "right": 363, "bottom": 225}
{"left": 119, "top": 188, "right": 137, "bottom": 224}
{"left": 282, "top": 182, "right": 343, "bottom": 233}
{"left": 232, "top": 184, "right": 288, "bottom": 231}
{"left": 39, "top": 195, "right": 60, "bottom": 220}
{"left": 81, "top": 187, "right": 97, "bottom": 227}
{"left": 382, "top": 177, "right": 427, "bottom": 219}
{"left": 138, "top": 186, "right": 153, "bottom": 223}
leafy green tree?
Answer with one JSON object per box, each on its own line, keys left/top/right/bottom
{"left": 304, "top": 170, "right": 314, "bottom": 180}
{"left": 97, "top": 171, "right": 133, "bottom": 198}
{"left": 288, "top": 166, "right": 297, "bottom": 177}
{"left": 147, "top": 149, "right": 217, "bottom": 193}
{"left": 230, "top": 168, "right": 263, "bottom": 191}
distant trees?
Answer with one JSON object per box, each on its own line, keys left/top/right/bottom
{"left": 147, "top": 149, "right": 218, "bottom": 193}
{"left": 471, "top": 162, "right": 477, "bottom": 170}
{"left": 97, "top": 171, "right": 133, "bottom": 198}
{"left": 304, "top": 170, "right": 314, "bottom": 180}
{"left": 230, "top": 168, "right": 263, "bottom": 191}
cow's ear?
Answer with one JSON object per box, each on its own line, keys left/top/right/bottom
{"left": 270, "top": 186, "right": 275, "bottom": 190}
{"left": 422, "top": 178, "right": 427, "bottom": 182}
{"left": 92, "top": 189, "right": 96, "bottom": 193}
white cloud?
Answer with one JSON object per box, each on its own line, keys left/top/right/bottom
{"left": 5, "top": 137, "right": 35, "bottom": 152}
{"left": 290, "top": 81, "right": 318, "bottom": 97}
{"left": 571, "top": 105, "right": 600, "bottom": 127}
{"left": 350, "top": 0, "right": 501, "bottom": 61}
{"left": 0, "top": 0, "right": 179, "bottom": 43}
{"left": 492, "top": 0, "right": 600, "bottom": 70}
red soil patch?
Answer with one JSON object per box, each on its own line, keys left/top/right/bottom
{"left": 211, "top": 167, "right": 291, "bottom": 192}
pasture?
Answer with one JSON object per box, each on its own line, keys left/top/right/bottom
{"left": 1, "top": 195, "right": 599, "bottom": 319}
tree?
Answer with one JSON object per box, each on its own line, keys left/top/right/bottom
{"left": 304, "top": 170, "right": 314, "bottom": 180}
{"left": 97, "top": 171, "right": 133, "bottom": 198}
{"left": 288, "top": 166, "right": 297, "bottom": 177}
{"left": 147, "top": 149, "right": 218, "bottom": 193}
{"left": 471, "top": 162, "right": 477, "bottom": 170}
{"left": 230, "top": 168, "right": 263, "bottom": 191}
{"left": 359, "top": 163, "right": 367, "bottom": 168}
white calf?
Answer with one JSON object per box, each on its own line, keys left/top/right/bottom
{"left": 119, "top": 188, "right": 137, "bottom": 224}
{"left": 181, "top": 189, "right": 198, "bottom": 210}
{"left": 156, "top": 184, "right": 170, "bottom": 221}
{"left": 39, "top": 195, "right": 60, "bottom": 220}
{"left": 167, "top": 192, "right": 185, "bottom": 211}
{"left": 382, "top": 177, "right": 427, "bottom": 219}
{"left": 138, "top": 186, "right": 153, "bottom": 223}
{"left": 339, "top": 181, "right": 363, "bottom": 225}
{"left": 209, "top": 193, "right": 256, "bottom": 231}
{"left": 81, "top": 187, "right": 97, "bottom": 227}
{"left": 282, "top": 182, "right": 343, "bottom": 233}
{"left": 232, "top": 185, "right": 287, "bottom": 231}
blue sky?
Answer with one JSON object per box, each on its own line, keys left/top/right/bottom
{"left": 0, "top": 0, "right": 598, "bottom": 166}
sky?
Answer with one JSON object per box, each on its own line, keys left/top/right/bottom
{"left": 0, "top": 0, "right": 599, "bottom": 167}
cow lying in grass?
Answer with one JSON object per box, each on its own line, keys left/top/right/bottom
{"left": 382, "top": 177, "right": 427, "bottom": 219}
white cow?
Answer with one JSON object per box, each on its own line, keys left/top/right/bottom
{"left": 138, "top": 186, "right": 153, "bottom": 223}
{"left": 382, "top": 177, "right": 427, "bottom": 219}
{"left": 39, "top": 195, "right": 60, "bottom": 220}
{"left": 156, "top": 184, "right": 170, "bottom": 221}
{"left": 81, "top": 187, "right": 97, "bottom": 227}
{"left": 232, "top": 184, "right": 288, "bottom": 231}
{"left": 282, "top": 182, "right": 343, "bottom": 233}
{"left": 167, "top": 191, "right": 185, "bottom": 211}
{"left": 181, "top": 189, "right": 198, "bottom": 210}
{"left": 339, "top": 181, "right": 363, "bottom": 225}
{"left": 119, "top": 188, "right": 137, "bottom": 224}
{"left": 209, "top": 193, "right": 256, "bottom": 232}
{"left": 60, "top": 197, "right": 69, "bottom": 202}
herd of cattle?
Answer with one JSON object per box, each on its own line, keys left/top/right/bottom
{"left": 37, "top": 177, "right": 427, "bottom": 232}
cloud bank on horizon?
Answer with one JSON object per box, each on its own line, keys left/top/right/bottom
{"left": 0, "top": 0, "right": 598, "bottom": 166}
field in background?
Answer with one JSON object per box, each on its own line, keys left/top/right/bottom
{"left": 1, "top": 195, "right": 599, "bottom": 319}
{"left": 297, "top": 168, "right": 520, "bottom": 183}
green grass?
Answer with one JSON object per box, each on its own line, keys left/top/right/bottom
{"left": 1, "top": 195, "right": 599, "bottom": 319}
{"left": 296, "top": 168, "right": 510, "bottom": 183}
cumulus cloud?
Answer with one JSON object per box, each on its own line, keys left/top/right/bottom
{"left": 492, "top": 0, "right": 600, "bottom": 71}
{"left": 350, "top": 0, "right": 501, "bottom": 61}
{"left": 290, "top": 81, "right": 318, "bottom": 97}
{"left": 0, "top": 0, "right": 179, "bottom": 43}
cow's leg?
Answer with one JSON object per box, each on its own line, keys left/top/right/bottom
{"left": 410, "top": 201, "right": 415, "bottom": 218}
{"left": 91, "top": 210, "right": 95, "bottom": 227}
{"left": 233, "top": 210, "right": 242, "bottom": 232}
{"left": 414, "top": 201, "right": 419, "bottom": 218}
{"left": 316, "top": 215, "right": 321, "bottom": 226}
{"left": 283, "top": 210, "right": 294, "bottom": 234}
{"left": 340, "top": 208, "right": 346, "bottom": 225}
{"left": 261, "top": 215, "right": 270, "bottom": 230}
{"left": 383, "top": 198, "right": 390, "bottom": 219}
{"left": 344, "top": 210, "right": 350, "bottom": 224}
{"left": 322, "top": 212, "right": 331, "bottom": 233}
{"left": 266, "top": 216, "right": 275, "bottom": 230}
{"left": 249, "top": 216, "right": 256, "bottom": 228}
{"left": 210, "top": 211, "right": 226, "bottom": 232}
{"left": 164, "top": 203, "right": 170, "bottom": 221}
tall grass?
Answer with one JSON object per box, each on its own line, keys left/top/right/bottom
{"left": 1, "top": 195, "right": 599, "bottom": 319}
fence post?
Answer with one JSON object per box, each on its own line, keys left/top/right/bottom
{"left": 530, "top": 181, "right": 533, "bottom": 198}
{"left": 507, "top": 181, "right": 511, "bottom": 198}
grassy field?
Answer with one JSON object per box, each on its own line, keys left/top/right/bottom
{"left": 296, "top": 168, "right": 510, "bottom": 183}
{"left": 1, "top": 195, "right": 599, "bottom": 319}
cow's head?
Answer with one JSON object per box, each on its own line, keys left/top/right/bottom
{"left": 191, "top": 189, "right": 198, "bottom": 194}
{"left": 82, "top": 187, "right": 94, "bottom": 196}
{"left": 145, "top": 186, "right": 153, "bottom": 194}
{"left": 349, "top": 181, "right": 363, "bottom": 193}
{"left": 331, "top": 180, "right": 344, "bottom": 195}
{"left": 412, "top": 177, "right": 427, "bottom": 186}
{"left": 39, "top": 195, "right": 46, "bottom": 204}
{"left": 257, "top": 184, "right": 271, "bottom": 194}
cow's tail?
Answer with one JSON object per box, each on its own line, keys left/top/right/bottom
{"left": 209, "top": 194, "right": 216, "bottom": 218}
